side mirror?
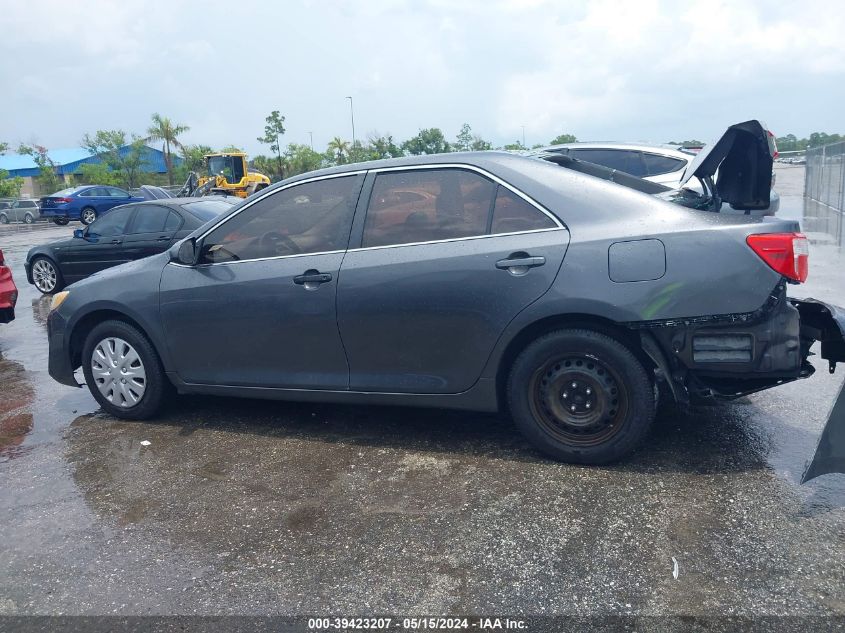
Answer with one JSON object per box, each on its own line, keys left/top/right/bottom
{"left": 73, "top": 229, "right": 84, "bottom": 239}
{"left": 173, "top": 238, "right": 199, "bottom": 265}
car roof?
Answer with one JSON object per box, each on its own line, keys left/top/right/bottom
{"left": 112, "top": 197, "right": 238, "bottom": 210}
{"left": 538, "top": 142, "right": 695, "bottom": 159}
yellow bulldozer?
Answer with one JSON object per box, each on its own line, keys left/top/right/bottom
{"left": 179, "top": 152, "right": 271, "bottom": 199}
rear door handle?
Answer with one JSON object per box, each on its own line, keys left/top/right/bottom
{"left": 495, "top": 255, "right": 545, "bottom": 270}
{"left": 110, "top": 239, "right": 122, "bottom": 244}
{"left": 157, "top": 235, "right": 170, "bottom": 242}
{"left": 293, "top": 270, "right": 332, "bottom": 287}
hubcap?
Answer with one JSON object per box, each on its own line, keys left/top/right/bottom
{"left": 83, "top": 209, "right": 96, "bottom": 223}
{"left": 32, "top": 259, "right": 57, "bottom": 293}
{"left": 91, "top": 337, "right": 146, "bottom": 408}
{"left": 529, "top": 354, "right": 629, "bottom": 446}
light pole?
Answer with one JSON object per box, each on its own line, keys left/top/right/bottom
{"left": 346, "top": 96, "right": 356, "bottom": 148}
{"left": 308, "top": 131, "right": 313, "bottom": 151}
{"left": 521, "top": 125, "right": 526, "bottom": 148}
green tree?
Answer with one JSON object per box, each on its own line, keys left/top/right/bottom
{"left": 250, "top": 155, "right": 279, "bottom": 180}
{"left": 455, "top": 123, "right": 474, "bottom": 152}
{"left": 549, "top": 133, "right": 577, "bottom": 145}
{"left": 327, "top": 137, "right": 351, "bottom": 164}
{"left": 365, "top": 133, "right": 403, "bottom": 160}
{"left": 146, "top": 113, "right": 189, "bottom": 186}
{"left": 174, "top": 144, "right": 214, "bottom": 183}
{"left": 77, "top": 162, "right": 121, "bottom": 186}
{"left": 502, "top": 140, "right": 527, "bottom": 151}
{"left": 402, "top": 128, "right": 451, "bottom": 155}
{"left": 0, "top": 141, "right": 8, "bottom": 155}
{"left": 0, "top": 169, "right": 23, "bottom": 198}
{"left": 81, "top": 130, "right": 149, "bottom": 188}
{"left": 17, "top": 144, "right": 62, "bottom": 194}
{"left": 284, "top": 143, "right": 324, "bottom": 177}
{"left": 470, "top": 135, "right": 492, "bottom": 151}
{"left": 257, "top": 110, "right": 286, "bottom": 180}
{"left": 219, "top": 145, "right": 244, "bottom": 153}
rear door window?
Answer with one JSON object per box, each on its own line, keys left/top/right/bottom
{"left": 362, "top": 168, "right": 496, "bottom": 248}
{"left": 569, "top": 149, "right": 647, "bottom": 177}
{"left": 642, "top": 153, "right": 687, "bottom": 176}
{"left": 108, "top": 187, "right": 129, "bottom": 198}
{"left": 129, "top": 205, "right": 172, "bottom": 233}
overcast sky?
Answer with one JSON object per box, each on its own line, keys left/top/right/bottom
{"left": 1, "top": 0, "right": 843, "bottom": 156}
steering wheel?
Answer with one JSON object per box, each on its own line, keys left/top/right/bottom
{"left": 261, "top": 231, "right": 301, "bottom": 255}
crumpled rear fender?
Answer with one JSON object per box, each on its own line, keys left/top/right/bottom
{"left": 792, "top": 298, "right": 845, "bottom": 370}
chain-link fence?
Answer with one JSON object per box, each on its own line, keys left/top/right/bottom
{"left": 804, "top": 141, "right": 845, "bottom": 246}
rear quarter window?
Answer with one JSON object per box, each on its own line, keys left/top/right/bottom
{"left": 642, "top": 153, "right": 687, "bottom": 176}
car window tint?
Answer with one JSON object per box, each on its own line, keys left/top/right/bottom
{"left": 130, "top": 205, "right": 171, "bottom": 233}
{"left": 108, "top": 187, "right": 128, "bottom": 198}
{"left": 164, "top": 210, "right": 183, "bottom": 231}
{"left": 87, "top": 208, "right": 134, "bottom": 237}
{"left": 199, "top": 175, "right": 360, "bottom": 264}
{"left": 569, "top": 149, "right": 647, "bottom": 177}
{"left": 362, "top": 169, "right": 496, "bottom": 248}
{"left": 642, "top": 153, "right": 686, "bottom": 176}
{"left": 78, "top": 188, "right": 96, "bottom": 197}
{"left": 491, "top": 187, "right": 557, "bottom": 234}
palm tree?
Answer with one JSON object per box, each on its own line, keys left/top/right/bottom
{"left": 147, "top": 113, "right": 190, "bottom": 185}
{"left": 327, "top": 137, "right": 350, "bottom": 164}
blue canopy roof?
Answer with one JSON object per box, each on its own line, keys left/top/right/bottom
{"left": 0, "top": 145, "right": 179, "bottom": 177}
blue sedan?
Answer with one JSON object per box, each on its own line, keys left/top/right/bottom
{"left": 39, "top": 185, "right": 145, "bottom": 226}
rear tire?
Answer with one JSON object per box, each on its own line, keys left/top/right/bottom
{"left": 80, "top": 207, "right": 97, "bottom": 225}
{"left": 24, "top": 213, "right": 34, "bottom": 224}
{"left": 81, "top": 320, "right": 169, "bottom": 419}
{"left": 507, "top": 329, "right": 655, "bottom": 464}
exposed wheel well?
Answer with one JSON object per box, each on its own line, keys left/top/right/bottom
{"left": 495, "top": 313, "right": 654, "bottom": 409}
{"left": 68, "top": 310, "right": 153, "bottom": 370}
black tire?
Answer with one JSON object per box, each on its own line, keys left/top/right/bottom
{"left": 30, "top": 256, "right": 64, "bottom": 294}
{"left": 507, "top": 329, "right": 655, "bottom": 464}
{"left": 24, "top": 213, "right": 34, "bottom": 224}
{"left": 80, "top": 207, "right": 97, "bottom": 225}
{"left": 0, "top": 214, "right": 8, "bottom": 224}
{"left": 53, "top": 218, "right": 69, "bottom": 226}
{"left": 81, "top": 320, "right": 169, "bottom": 419}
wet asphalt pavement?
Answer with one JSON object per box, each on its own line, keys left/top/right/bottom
{"left": 0, "top": 166, "right": 844, "bottom": 618}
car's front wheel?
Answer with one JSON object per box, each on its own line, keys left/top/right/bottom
{"left": 80, "top": 207, "right": 97, "bottom": 225}
{"left": 0, "top": 213, "right": 8, "bottom": 224}
{"left": 30, "top": 256, "right": 63, "bottom": 294}
{"left": 82, "top": 320, "right": 169, "bottom": 419}
{"left": 507, "top": 329, "right": 655, "bottom": 464}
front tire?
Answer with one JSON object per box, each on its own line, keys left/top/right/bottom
{"left": 0, "top": 213, "right": 8, "bottom": 224}
{"left": 30, "top": 256, "right": 63, "bottom": 294}
{"left": 507, "top": 329, "right": 655, "bottom": 464}
{"left": 80, "top": 207, "right": 97, "bottom": 225}
{"left": 81, "top": 320, "right": 169, "bottom": 419}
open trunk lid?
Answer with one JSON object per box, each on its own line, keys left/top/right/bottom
{"left": 679, "top": 119, "right": 775, "bottom": 210}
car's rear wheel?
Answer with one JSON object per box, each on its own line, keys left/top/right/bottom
{"left": 31, "top": 256, "right": 63, "bottom": 294}
{"left": 82, "top": 320, "right": 169, "bottom": 419}
{"left": 53, "top": 218, "right": 69, "bottom": 226}
{"left": 0, "top": 213, "right": 8, "bottom": 224}
{"left": 24, "top": 213, "right": 34, "bottom": 224}
{"left": 507, "top": 329, "right": 655, "bottom": 464}
{"left": 80, "top": 207, "right": 97, "bottom": 225}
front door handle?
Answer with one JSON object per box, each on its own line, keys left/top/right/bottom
{"left": 110, "top": 239, "right": 122, "bottom": 244}
{"left": 495, "top": 255, "right": 545, "bottom": 271}
{"left": 293, "top": 269, "right": 332, "bottom": 289}
{"left": 157, "top": 235, "right": 170, "bottom": 242}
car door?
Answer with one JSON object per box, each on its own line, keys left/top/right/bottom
{"left": 122, "top": 204, "right": 183, "bottom": 261}
{"left": 59, "top": 206, "right": 137, "bottom": 280}
{"left": 159, "top": 172, "right": 365, "bottom": 389}
{"left": 336, "top": 166, "right": 570, "bottom": 394}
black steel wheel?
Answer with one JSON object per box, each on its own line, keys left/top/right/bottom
{"left": 508, "top": 329, "right": 655, "bottom": 464}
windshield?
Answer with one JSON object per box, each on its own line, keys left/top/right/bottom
{"left": 207, "top": 156, "right": 235, "bottom": 180}
{"left": 181, "top": 198, "right": 237, "bottom": 221}
{"left": 49, "top": 187, "right": 82, "bottom": 197}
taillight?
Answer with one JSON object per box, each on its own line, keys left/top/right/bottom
{"left": 56, "top": 198, "right": 73, "bottom": 204}
{"left": 746, "top": 232, "right": 808, "bottom": 283}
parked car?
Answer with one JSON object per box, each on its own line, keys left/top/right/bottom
{"left": 0, "top": 199, "right": 41, "bottom": 224}
{"left": 45, "top": 122, "right": 845, "bottom": 465}
{"left": 0, "top": 249, "right": 18, "bottom": 324}
{"left": 25, "top": 197, "right": 236, "bottom": 294}
{"left": 39, "top": 185, "right": 146, "bottom": 226}
{"left": 533, "top": 135, "right": 780, "bottom": 215}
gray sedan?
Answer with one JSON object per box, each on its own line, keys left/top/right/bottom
{"left": 44, "top": 124, "right": 845, "bottom": 465}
